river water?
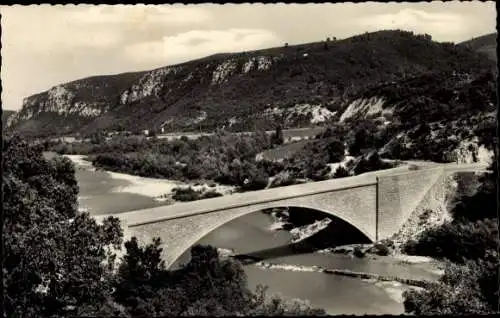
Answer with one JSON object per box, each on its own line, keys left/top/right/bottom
{"left": 72, "top": 157, "right": 441, "bottom": 315}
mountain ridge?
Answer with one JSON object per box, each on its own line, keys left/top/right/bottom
{"left": 458, "top": 32, "right": 497, "bottom": 62}
{"left": 7, "top": 30, "right": 496, "bottom": 138}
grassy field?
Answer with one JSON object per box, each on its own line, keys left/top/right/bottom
{"left": 260, "top": 140, "right": 313, "bottom": 161}
{"left": 282, "top": 127, "right": 326, "bottom": 139}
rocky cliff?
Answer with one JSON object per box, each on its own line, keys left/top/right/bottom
{"left": 7, "top": 30, "right": 495, "bottom": 138}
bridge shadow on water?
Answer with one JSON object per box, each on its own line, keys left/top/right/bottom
{"left": 232, "top": 210, "right": 372, "bottom": 265}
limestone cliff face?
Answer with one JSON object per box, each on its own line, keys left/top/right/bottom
{"left": 16, "top": 85, "right": 106, "bottom": 121}
{"left": 10, "top": 54, "right": 286, "bottom": 136}
{"left": 119, "top": 66, "right": 183, "bottom": 105}
{"left": 8, "top": 30, "right": 494, "bottom": 137}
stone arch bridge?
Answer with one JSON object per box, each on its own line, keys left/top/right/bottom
{"left": 95, "top": 163, "right": 487, "bottom": 268}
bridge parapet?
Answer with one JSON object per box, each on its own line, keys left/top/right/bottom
{"left": 122, "top": 181, "right": 378, "bottom": 268}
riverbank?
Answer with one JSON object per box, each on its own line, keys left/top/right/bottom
{"left": 254, "top": 260, "right": 431, "bottom": 286}
{"left": 63, "top": 155, "right": 236, "bottom": 203}
{"left": 243, "top": 259, "right": 431, "bottom": 306}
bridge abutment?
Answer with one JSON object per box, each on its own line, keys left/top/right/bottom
{"left": 376, "top": 167, "right": 445, "bottom": 240}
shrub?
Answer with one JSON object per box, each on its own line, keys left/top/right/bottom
{"left": 401, "top": 219, "right": 499, "bottom": 263}
{"left": 370, "top": 243, "right": 391, "bottom": 256}
{"left": 333, "top": 166, "right": 350, "bottom": 178}
{"left": 353, "top": 246, "right": 366, "bottom": 258}
{"left": 200, "top": 191, "right": 223, "bottom": 199}
{"left": 269, "top": 171, "right": 300, "bottom": 188}
{"left": 403, "top": 257, "right": 499, "bottom": 315}
{"left": 353, "top": 152, "right": 395, "bottom": 175}
{"left": 172, "top": 187, "right": 202, "bottom": 202}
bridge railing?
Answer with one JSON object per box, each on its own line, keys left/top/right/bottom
{"left": 126, "top": 180, "right": 378, "bottom": 228}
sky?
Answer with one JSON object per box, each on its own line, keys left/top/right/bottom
{"left": 0, "top": 2, "right": 497, "bottom": 111}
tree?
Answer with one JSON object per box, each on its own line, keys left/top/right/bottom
{"left": 4, "top": 136, "right": 327, "bottom": 317}
{"left": 403, "top": 257, "right": 499, "bottom": 315}
{"left": 3, "top": 136, "right": 124, "bottom": 317}
{"left": 450, "top": 161, "right": 497, "bottom": 222}
{"left": 348, "top": 126, "right": 372, "bottom": 156}
{"left": 402, "top": 162, "right": 499, "bottom": 315}
{"left": 114, "top": 242, "right": 327, "bottom": 316}
{"left": 271, "top": 125, "right": 284, "bottom": 145}
{"left": 90, "top": 130, "right": 106, "bottom": 144}
{"left": 333, "top": 166, "right": 350, "bottom": 178}
{"left": 147, "top": 129, "right": 157, "bottom": 138}
{"left": 326, "top": 139, "right": 345, "bottom": 162}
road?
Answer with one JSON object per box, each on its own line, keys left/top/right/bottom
{"left": 154, "top": 127, "right": 325, "bottom": 142}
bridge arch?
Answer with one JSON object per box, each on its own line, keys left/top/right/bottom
{"left": 118, "top": 181, "right": 378, "bottom": 268}
{"left": 164, "top": 202, "right": 375, "bottom": 269}
{"left": 96, "top": 164, "right": 462, "bottom": 270}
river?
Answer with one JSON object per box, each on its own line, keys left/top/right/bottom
{"left": 71, "top": 155, "right": 441, "bottom": 315}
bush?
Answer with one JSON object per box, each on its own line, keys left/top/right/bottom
{"left": 353, "top": 246, "right": 366, "bottom": 258}
{"left": 403, "top": 257, "right": 499, "bottom": 315}
{"left": 333, "top": 166, "right": 350, "bottom": 178}
{"left": 402, "top": 162, "right": 498, "bottom": 315}
{"left": 200, "top": 191, "right": 223, "bottom": 199}
{"left": 370, "top": 243, "right": 391, "bottom": 256}
{"left": 172, "top": 187, "right": 202, "bottom": 202}
{"left": 269, "top": 171, "right": 301, "bottom": 188}
{"left": 353, "top": 152, "right": 394, "bottom": 175}
{"left": 401, "top": 219, "right": 499, "bottom": 263}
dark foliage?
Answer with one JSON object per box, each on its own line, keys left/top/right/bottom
{"left": 353, "top": 247, "right": 366, "bottom": 258}
{"left": 402, "top": 218, "right": 498, "bottom": 263}
{"left": 53, "top": 131, "right": 275, "bottom": 190}
{"left": 3, "top": 136, "right": 326, "bottom": 317}
{"left": 172, "top": 187, "right": 223, "bottom": 202}
{"left": 333, "top": 166, "right": 350, "bottom": 178}
{"left": 113, "top": 241, "right": 326, "bottom": 316}
{"left": 353, "top": 152, "right": 395, "bottom": 175}
{"left": 368, "top": 243, "right": 391, "bottom": 256}
{"left": 3, "top": 136, "right": 124, "bottom": 317}
{"left": 402, "top": 162, "right": 499, "bottom": 315}
{"left": 270, "top": 125, "right": 285, "bottom": 146}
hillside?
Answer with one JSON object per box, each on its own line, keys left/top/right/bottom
{"left": 7, "top": 30, "right": 495, "bottom": 138}
{"left": 262, "top": 68, "right": 497, "bottom": 164}
{"left": 459, "top": 33, "right": 497, "bottom": 62}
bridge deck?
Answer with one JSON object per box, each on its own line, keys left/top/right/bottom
{"left": 93, "top": 162, "right": 488, "bottom": 227}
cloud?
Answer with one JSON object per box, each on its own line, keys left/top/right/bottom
{"left": 124, "top": 29, "right": 282, "bottom": 66}
{"left": 0, "top": 4, "right": 212, "bottom": 52}
{"left": 0, "top": 3, "right": 495, "bottom": 111}
{"left": 354, "top": 8, "right": 468, "bottom": 41}
{"left": 69, "top": 5, "right": 211, "bottom": 27}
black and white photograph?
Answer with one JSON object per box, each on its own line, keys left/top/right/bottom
{"left": 1, "top": 2, "right": 498, "bottom": 316}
